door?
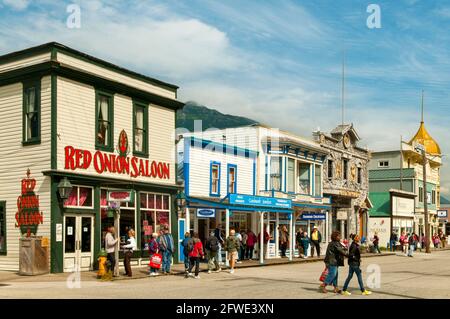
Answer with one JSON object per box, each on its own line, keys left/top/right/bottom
{"left": 64, "top": 215, "right": 94, "bottom": 272}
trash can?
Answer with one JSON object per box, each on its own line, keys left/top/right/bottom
{"left": 19, "top": 236, "right": 49, "bottom": 275}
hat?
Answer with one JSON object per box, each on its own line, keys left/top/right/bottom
{"left": 313, "top": 226, "right": 318, "bottom": 229}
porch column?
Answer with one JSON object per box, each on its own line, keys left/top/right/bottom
{"left": 289, "top": 213, "right": 293, "bottom": 261}
{"left": 225, "top": 209, "right": 230, "bottom": 267}
{"left": 325, "top": 210, "right": 329, "bottom": 243}
{"left": 185, "top": 207, "right": 190, "bottom": 233}
{"left": 259, "top": 212, "right": 264, "bottom": 264}
{"left": 275, "top": 213, "right": 279, "bottom": 258}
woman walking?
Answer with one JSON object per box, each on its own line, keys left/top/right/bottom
{"left": 341, "top": 235, "right": 372, "bottom": 296}
{"left": 319, "top": 231, "right": 348, "bottom": 294}
{"left": 148, "top": 233, "right": 160, "bottom": 276}
{"left": 187, "top": 232, "right": 205, "bottom": 279}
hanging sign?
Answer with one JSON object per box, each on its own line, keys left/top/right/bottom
{"left": 107, "top": 190, "right": 134, "bottom": 203}
{"left": 197, "top": 209, "right": 215, "bottom": 218}
{"left": 229, "top": 194, "right": 292, "bottom": 209}
{"left": 437, "top": 210, "right": 448, "bottom": 218}
{"left": 15, "top": 170, "right": 44, "bottom": 237}
{"left": 301, "top": 213, "right": 326, "bottom": 220}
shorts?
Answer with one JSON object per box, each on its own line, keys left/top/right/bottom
{"left": 228, "top": 251, "right": 238, "bottom": 261}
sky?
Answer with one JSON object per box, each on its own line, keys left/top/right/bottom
{"left": 0, "top": 0, "right": 449, "bottom": 195}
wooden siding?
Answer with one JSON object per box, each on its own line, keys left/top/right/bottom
{"left": 0, "top": 53, "right": 51, "bottom": 73}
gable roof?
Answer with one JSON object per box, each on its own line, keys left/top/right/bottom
{"left": 330, "top": 123, "right": 360, "bottom": 141}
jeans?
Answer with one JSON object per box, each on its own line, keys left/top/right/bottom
{"left": 188, "top": 257, "right": 200, "bottom": 276}
{"left": 311, "top": 241, "right": 321, "bottom": 257}
{"left": 303, "top": 245, "right": 309, "bottom": 257}
{"left": 240, "top": 245, "right": 246, "bottom": 260}
{"left": 161, "top": 250, "right": 172, "bottom": 273}
{"left": 217, "top": 244, "right": 223, "bottom": 263}
{"left": 107, "top": 253, "right": 115, "bottom": 273}
{"left": 374, "top": 244, "right": 381, "bottom": 253}
{"left": 280, "top": 243, "right": 287, "bottom": 257}
{"left": 408, "top": 244, "right": 415, "bottom": 256}
{"left": 123, "top": 250, "right": 132, "bottom": 276}
{"left": 183, "top": 254, "right": 190, "bottom": 271}
{"left": 343, "top": 265, "right": 365, "bottom": 292}
{"left": 207, "top": 250, "right": 220, "bottom": 271}
{"left": 390, "top": 240, "right": 396, "bottom": 252}
{"left": 324, "top": 265, "right": 339, "bottom": 287}
{"left": 246, "top": 246, "right": 254, "bottom": 259}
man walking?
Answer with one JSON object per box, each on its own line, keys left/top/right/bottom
{"left": 225, "top": 229, "right": 240, "bottom": 274}
{"left": 205, "top": 231, "right": 221, "bottom": 273}
{"left": 181, "top": 232, "right": 192, "bottom": 273}
{"left": 310, "top": 226, "right": 322, "bottom": 257}
{"left": 279, "top": 226, "right": 289, "bottom": 258}
{"left": 105, "top": 226, "right": 118, "bottom": 276}
{"left": 389, "top": 231, "right": 398, "bottom": 252}
{"left": 159, "top": 225, "right": 175, "bottom": 274}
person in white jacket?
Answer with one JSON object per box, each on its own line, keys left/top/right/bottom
{"left": 105, "top": 226, "right": 118, "bottom": 275}
{"left": 122, "top": 229, "right": 137, "bottom": 277}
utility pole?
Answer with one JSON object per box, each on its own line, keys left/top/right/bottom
{"left": 400, "top": 135, "right": 403, "bottom": 191}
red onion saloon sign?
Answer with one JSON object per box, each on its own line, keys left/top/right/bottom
{"left": 64, "top": 130, "right": 170, "bottom": 179}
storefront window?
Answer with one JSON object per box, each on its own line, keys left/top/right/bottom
{"left": 64, "top": 186, "right": 93, "bottom": 208}
{"left": 298, "top": 163, "right": 310, "bottom": 195}
{"left": 270, "top": 157, "right": 282, "bottom": 191}
{"left": 119, "top": 209, "right": 135, "bottom": 243}
{"left": 140, "top": 192, "right": 171, "bottom": 251}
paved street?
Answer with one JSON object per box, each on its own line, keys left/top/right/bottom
{"left": 0, "top": 250, "right": 449, "bottom": 299}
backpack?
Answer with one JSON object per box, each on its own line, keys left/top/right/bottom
{"left": 208, "top": 237, "right": 220, "bottom": 252}
{"left": 186, "top": 238, "right": 194, "bottom": 253}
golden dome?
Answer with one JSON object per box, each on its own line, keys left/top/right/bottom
{"left": 409, "top": 121, "right": 441, "bottom": 155}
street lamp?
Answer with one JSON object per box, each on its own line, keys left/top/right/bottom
{"left": 415, "top": 143, "right": 431, "bottom": 254}
{"left": 57, "top": 177, "right": 73, "bottom": 200}
{"left": 176, "top": 191, "right": 186, "bottom": 210}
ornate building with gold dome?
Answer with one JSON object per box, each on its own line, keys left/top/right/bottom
{"left": 368, "top": 116, "right": 442, "bottom": 246}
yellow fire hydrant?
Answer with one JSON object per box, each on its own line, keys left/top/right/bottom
{"left": 97, "top": 249, "right": 108, "bottom": 280}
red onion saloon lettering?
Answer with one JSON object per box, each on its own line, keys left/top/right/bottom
{"left": 64, "top": 146, "right": 170, "bottom": 179}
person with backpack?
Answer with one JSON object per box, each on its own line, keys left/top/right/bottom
{"left": 187, "top": 232, "right": 205, "bottom": 279}
{"left": 205, "top": 231, "right": 221, "bottom": 273}
{"left": 240, "top": 230, "right": 248, "bottom": 261}
{"left": 246, "top": 230, "right": 257, "bottom": 260}
{"left": 148, "top": 232, "right": 160, "bottom": 276}
{"left": 158, "top": 225, "right": 175, "bottom": 274}
{"left": 181, "top": 232, "right": 192, "bottom": 273}
{"left": 341, "top": 234, "right": 372, "bottom": 296}
{"left": 225, "top": 229, "right": 240, "bottom": 274}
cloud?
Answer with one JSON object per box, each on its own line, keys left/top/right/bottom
{"left": 2, "top": 0, "right": 30, "bottom": 10}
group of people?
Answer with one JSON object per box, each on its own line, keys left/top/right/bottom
{"left": 294, "top": 226, "right": 322, "bottom": 258}
{"left": 388, "top": 230, "right": 448, "bottom": 256}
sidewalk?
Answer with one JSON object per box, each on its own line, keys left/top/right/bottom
{"left": 0, "top": 251, "right": 396, "bottom": 283}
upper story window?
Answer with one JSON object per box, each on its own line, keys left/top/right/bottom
{"left": 419, "top": 186, "right": 424, "bottom": 203}
{"left": 327, "top": 160, "right": 333, "bottom": 179}
{"left": 227, "top": 165, "right": 237, "bottom": 194}
{"left": 96, "top": 90, "right": 114, "bottom": 151}
{"left": 298, "top": 162, "right": 310, "bottom": 195}
{"left": 64, "top": 186, "right": 94, "bottom": 208}
{"left": 287, "top": 158, "right": 295, "bottom": 193}
{"left": 23, "top": 80, "right": 41, "bottom": 144}
{"left": 343, "top": 159, "right": 349, "bottom": 180}
{"left": 357, "top": 167, "right": 362, "bottom": 184}
{"left": 133, "top": 101, "right": 148, "bottom": 156}
{"left": 210, "top": 162, "right": 221, "bottom": 196}
{"left": 432, "top": 190, "right": 436, "bottom": 205}
{"left": 314, "top": 164, "right": 321, "bottom": 197}
{"left": 270, "top": 157, "right": 282, "bottom": 191}
{"left": 0, "top": 201, "right": 6, "bottom": 255}
{"left": 378, "top": 161, "right": 389, "bottom": 168}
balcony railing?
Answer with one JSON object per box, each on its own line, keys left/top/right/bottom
{"left": 259, "top": 190, "right": 330, "bottom": 205}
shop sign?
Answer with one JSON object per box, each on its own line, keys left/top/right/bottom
{"left": 197, "top": 209, "right": 215, "bottom": 218}
{"left": 301, "top": 213, "right": 326, "bottom": 220}
{"left": 64, "top": 131, "right": 170, "bottom": 180}
{"left": 437, "top": 210, "right": 448, "bottom": 218}
{"left": 15, "top": 170, "right": 44, "bottom": 237}
{"left": 267, "top": 243, "right": 276, "bottom": 258}
{"left": 229, "top": 194, "right": 292, "bottom": 209}
{"left": 107, "top": 190, "right": 134, "bottom": 202}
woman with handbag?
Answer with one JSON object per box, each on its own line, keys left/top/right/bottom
{"left": 148, "top": 233, "right": 161, "bottom": 276}
{"left": 187, "top": 232, "right": 205, "bottom": 279}
{"left": 319, "top": 231, "right": 348, "bottom": 294}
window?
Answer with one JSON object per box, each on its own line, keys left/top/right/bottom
{"left": 432, "top": 190, "right": 436, "bottom": 205}
{"left": 378, "top": 161, "right": 389, "bottom": 168}
{"left": 270, "top": 157, "right": 282, "bottom": 191}
{"left": 0, "top": 202, "right": 6, "bottom": 255}
{"left": 133, "top": 101, "right": 148, "bottom": 156}
{"left": 343, "top": 159, "right": 348, "bottom": 180}
{"left": 210, "top": 162, "right": 221, "bottom": 196}
{"left": 298, "top": 163, "right": 310, "bottom": 195}
{"left": 419, "top": 186, "right": 424, "bottom": 203}
{"left": 140, "top": 192, "right": 170, "bottom": 251}
{"left": 357, "top": 167, "right": 362, "bottom": 184}
{"left": 64, "top": 186, "right": 93, "bottom": 208}
{"left": 287, "top": 158, "right": 295, "bottom": 192}
{"left": 23, "top": 80, "right": 40, "bottom": 144}
{"left": 95, "top": 91, "right": 114, "bottom": 151}
{"left": 327, "top": 160, "right": 333, "bottom": 179}
{"left": 227, "top": 164, "right": 237, "bottom": 194}
{"left": 314, "top": 164, "right": 321, "bottom": 197}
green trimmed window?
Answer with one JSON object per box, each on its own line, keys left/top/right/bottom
{"left": 22, "top": 80, "right": 41, "bottom": 144}
{"left": 133, "top": 101, "right": 148, "bottom": 156}
{"left": 95, "top": 90, "right": 114, "bottom": 151}
{"left": 0, "top": 201, "right": 6, "bottom": 255}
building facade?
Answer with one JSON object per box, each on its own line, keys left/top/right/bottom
{"left": 369, "top": 119, "right": 442, "bottom": 238}
{"left": 0, "top": 43, "right": 184, "bottom": 272}
{"left": 312, "top": 124, "right": 372, "bottom": 240}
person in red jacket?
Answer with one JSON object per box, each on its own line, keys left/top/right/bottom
{"left": 187, "top": 232, "right": 205, "bottom": 279}
{"left": 246, "top": 230, "right": 257, "bottom": 260}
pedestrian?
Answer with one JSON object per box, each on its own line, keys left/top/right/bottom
{"left": 214, "top": 224, "right": 225, "bottom": 265}
{"left": 205, "top": 231, "right": 221, "bottom": 273}
{"left": 279, "top": 225, "right": 289, "bottom": 258}
{"left": 408, "top": 232, "right": 417, "bottom": 257}
{"left": 389, "top": 231, "right": 398, "bottom": 252}
{"left": 148, "top": 232, "right": 160, "bottom": 276}
{"left": 373, "top": 232, "right": 381, "bottom": 253}
{"left": 246, "top": 230, "right": 257, "bottom": 260}
{"left": 440, "top": 231, "right": 447, "bottom": 248}
{"left": 240, "top": 230, "right": 248, "bottom": 260}
{"left": 181, "top": 232, "right": 192, "bottom": 273}
{"left": 319, "top": 231, "right": 348, "bottom": 294}
{"left": 225, "top": 229, "right": 240, "bottom": 274}
{"left": 301, "top": 231, "right": 310, "bottom": 259}
{"left": 235, "top": 228, "right": 243, "bottom": 263}
{"left": 341, "top": 235, "right": 372, "bottom": 296}
{"left": 433, "top": 234, "right": 440, "bottom": 248}
{"left": 310, "top": 226, "right": 322, "bottom": 257}
{"left": 187, "top": 232, "right": 205, "bottom": 279}
{"left": 258, "top": 227, "right": 270, "bottom": 259}
{"left": 400, "top": 232, "right": 408, "bottom": 254}
{"left": 121, "top": 229, "right": 136, "bottom": 277}
{"left": 296, "top": 228, "right": 304, "bottom": 257}
{"left": 158, "top": 225, "right": 175, "bottom": 274}
{"left": 104, "top": 226, "right": 118, "bottom": 276}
